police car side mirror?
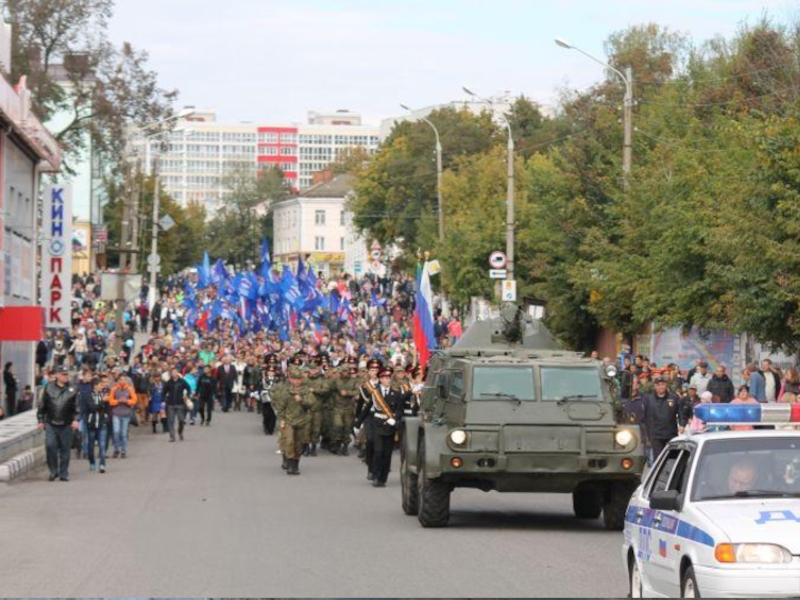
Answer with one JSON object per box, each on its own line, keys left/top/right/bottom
{"left": 649, "top": 490, "right": 681, "bottom": 512}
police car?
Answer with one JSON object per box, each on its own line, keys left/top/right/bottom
{"left": 622, "top": 403, "right": 800, "bottom": 597}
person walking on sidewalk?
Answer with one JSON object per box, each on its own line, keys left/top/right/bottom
{"left": 108, "top": 368, "right": 137, "bottom": 458}
{"left": 85, "top": 378, "right": 111, "bottom": 472}
{"left": 36, "top": 366, "right": 79, "bottom": 481}
{"left": 163, "top": 368, "right": 191, "bottom": 442}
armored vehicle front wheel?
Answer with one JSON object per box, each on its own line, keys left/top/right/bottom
{"left": 417, "top": 442, "right": 450, "bottom": 527}
{"left": 572, "top": 484, "right": 602, "bottom": 519}
{"left": 400, "top": 442, "right": 419, "bottom": 515}
{"left": 603, "top": 481, "right": 637, "bottom": 530}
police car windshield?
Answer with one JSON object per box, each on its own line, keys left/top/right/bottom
{"left": 472, "top": 367, "right": 535, "bottom": 401}
{"left": 691, "top": 437, "right": 800, "bottom": 502}
{"left": 541, "top": 367, "right": 602, "bottom": 402}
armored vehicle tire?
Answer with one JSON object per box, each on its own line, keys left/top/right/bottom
{"left": 572, "top": 485, "right": 602, "bottom": 519}
{"left": 603, "top": 481, "right": 637, "bottom": 531}
{"left": 417, "top": 442, "right": 450, "bottom": 527}
{"left": 400, "top": 442, "right": 419, "bottom": 516}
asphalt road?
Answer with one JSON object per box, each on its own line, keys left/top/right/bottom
{"left": 0, "top": 410, "right": 628, "bottom": 597}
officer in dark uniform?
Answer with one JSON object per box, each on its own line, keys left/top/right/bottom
{"left": 357, "top": 358, "right": 382, "bottom": 470}
{"left": 356, "top": 366, "right": 405, "bottom": 487}
{"left": 641, "top": 375, "right": 682, "bottom": 465}
{"left": 261, "top": 364, "right": 278, "bottom": 434}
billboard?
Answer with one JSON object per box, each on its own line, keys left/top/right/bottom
{"left": 41, "top": 184, "right": 72, "bottom": 328}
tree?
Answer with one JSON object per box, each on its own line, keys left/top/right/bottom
{"left": 351, "top": 107, "right": 498, "bottom": 253}
{"left": 4, "top": 0, "right": 177, "bottom": 175}
{"left": 206, "top": 165, "right": 290, "bottom": 267}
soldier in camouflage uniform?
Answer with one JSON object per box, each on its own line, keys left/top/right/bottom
{"left": 331, "top": 357, "right": 360, "bottom": 455}
{"left": 305, "top": 357, "right": 335, "bottom": 456}
{"left": 318, "top": 354, "right": 337, "bottom": 452}
{"left": 271, "top": 362, "right": 314, "bottom": 475}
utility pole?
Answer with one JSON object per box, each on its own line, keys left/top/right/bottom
{"left": 622, "top": 66, "right": 633, "bottom": 185}
{"left": 119, "top": 162, "right": 132, "bottom": 271}
{"left": 148, "top": 153, "right": 161, "bottom": 307}
{"left": 130, "top": 158, "right": 141, "bottom": 271}
{"left": 505, "top": 129, "right": 515, "bottom": 282}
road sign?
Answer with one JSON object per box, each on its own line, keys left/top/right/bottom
{"left": 159, "top": 215, "right": 175, "bottom": 232}
{"left": 489, "top": 251, "right": 507, "bottom": 269}
{"left": 147, "top": 253, "right": 161, "bottom": 267}
{"left": 502, "top": 280, "right": 517, "bottom": 302}
{"left": 489, "top": 269, "right": 507, "bottom": 279}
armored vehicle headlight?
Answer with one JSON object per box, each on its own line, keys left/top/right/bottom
{"left": 605, "top": 364, "right": 618, "bottom": 378}
{"left": 449, "top": 429, "right": 468, "bottom": 446}
{"left": 614, "top": 429, "right": 634, "bottom": 447}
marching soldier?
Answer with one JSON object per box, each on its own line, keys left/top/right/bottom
{"left": 306, "top": 357, "right": 334, "bottom": 456}
{"left": 331, "top": 357, "right": 359, "bottom": 455}
{"left": 272, "top": 361, "right": 314, "bottom": 475}
{"left": 260, "top": 364, "right": 278, "bottom": 435}
{"left": 356, "top": 366, "right": 405, "bottom": 487}
{"left": 356, "top": 358, "right": 382, "bottom": 470}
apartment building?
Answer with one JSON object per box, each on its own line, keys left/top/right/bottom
{"left": 272, "top": 174, "right": 369, "bottom": 278}
{"left": 137, "top": 109, "right": 379, "bottom": 214}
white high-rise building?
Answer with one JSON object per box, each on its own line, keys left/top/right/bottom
{"left": 133, "top": 108, "right": 379, "bottom": 215}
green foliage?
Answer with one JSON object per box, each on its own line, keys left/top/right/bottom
{"left": 205, "top": 166, "right": 289, "bottom": 267}
{"left": 4, "top": 0, "right": 177, "bottom": 176}
{"left": 351, "top": 107, "right": 498, "bottom": 252}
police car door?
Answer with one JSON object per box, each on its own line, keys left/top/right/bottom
{"left": 638, "top": 446, "right": 692, "bottom": 596}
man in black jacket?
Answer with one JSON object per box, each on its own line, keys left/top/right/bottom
{"left": 163, "top": 368, "right": 191, "bottom": 441}
{"left": 708, "top": 366, "right": 735, "bottom": 404}
{"left": 37, "top": 366, "right": 79, "bottom": 481}
{"left": 641, "top": 376, "right": 682, "bottom": 466}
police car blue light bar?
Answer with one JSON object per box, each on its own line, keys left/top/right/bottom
{"left": 694, "top": 403, "right": 800, "bottom": 424}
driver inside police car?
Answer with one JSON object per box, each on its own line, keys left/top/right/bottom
{"left": 726, "top": 458, "right": 758, "bottom": 494}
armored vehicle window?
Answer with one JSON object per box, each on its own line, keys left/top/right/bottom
{"left": 450, "top": 371, "right": 464, "bottom": 397}
{"left": 540, "top": 367, "right": 602, "bottom": 402}
{"left": 472, "top": 367, "right": 535, "bottom": 401}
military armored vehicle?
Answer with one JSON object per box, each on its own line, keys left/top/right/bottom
{"left": 400, "top": 305, "right": 645, "bottom": 528}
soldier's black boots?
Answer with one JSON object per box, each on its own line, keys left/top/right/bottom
{"left": 310, "top": 443, "right": 317, "bottom": 457}
{"left": 281, "top": 455, "right": 288, "bottom": 470}
{"left": 302, "top": 444, "right": 310, "bottom": 457}
{"left": 287, "top": 459, "right": 300, "bottom": 475}
{"left": 340, "top": 443, "right": 350, "bottom": 456}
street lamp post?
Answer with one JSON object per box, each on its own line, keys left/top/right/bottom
{"left": 462, "top": 87, "right": 515, "bottom": 284}
{"left": 128, "top": 109, "right": 194, "bottom": 306}
{"left": 555, "top": 38, "right": 633, "bottom": 181}
{"left": 399, "top": 104, "right": 444, "bottom": 242}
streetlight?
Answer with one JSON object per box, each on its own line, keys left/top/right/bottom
{"left": 462, "top": 87, "right": 516, "bottom": 284}
{"left": 555, "top": 38, "right": 633, "bottom": 181}
{"left": 129, "top": 109, "right": 195, "bottom": 307}
{"left": 399, "top": 103, "right": 444, "bottom": 242}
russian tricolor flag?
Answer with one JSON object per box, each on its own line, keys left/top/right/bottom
{"left": 413, "top": 261, "right": 437, "bottom": 369}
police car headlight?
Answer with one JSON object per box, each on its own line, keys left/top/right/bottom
{"left": 614, "top": 429, "right": 634, "bottom": 447}
{"left": 715, "top": 543, "right": 792, "bottom": 564}
{"left": 449, "top": 429, "right": 468, "bottom": 446}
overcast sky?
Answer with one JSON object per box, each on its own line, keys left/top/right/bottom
{"left": 107, "top": 0, "right": 796, "bottom": 126}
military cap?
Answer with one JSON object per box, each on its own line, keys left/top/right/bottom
{"left": 367, "top": 358, "right": 383, "bottom": 370}
{"left": 288, "top": 365, "right": 304, "bottom": 378}
{"left": 289, "top": 355, "right": 304, "bottom": 367}
{"left": 54, "top": 365, "right": 70, "bottom": 374}
{"left": 653, "top": 375, "right": 667, "bottom": 383}
{"left": 379, "top": 367, "right": 393, "bottom": 378}
{"left": 345, "top": 356, "right": 358, "bottom": 366}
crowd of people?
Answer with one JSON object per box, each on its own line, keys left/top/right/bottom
{"left": 19, "top": 269, "right": 462, "bottom": 483}
{"left": 615, "top": 352, "right": 799, "bottom": 464}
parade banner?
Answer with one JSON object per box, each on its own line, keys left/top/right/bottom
{"left": 41, "top": 184, "right": 72, "bottom": 328}
{"left": 651, "top": 325, "right": 740, "bottom": 380}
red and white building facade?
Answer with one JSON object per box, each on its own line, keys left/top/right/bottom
{"left": 142, "top": 109, "right": 379, "bottom": 214}
{"left": 0, "top": 24, "right": 62, "bottom": 402}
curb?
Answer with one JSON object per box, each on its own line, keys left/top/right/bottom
{"left": 0, "top": 447, "right": 46, "bottom": 483}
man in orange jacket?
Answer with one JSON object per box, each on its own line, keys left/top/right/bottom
{"left": 107, "top": 368, "right": 137, "bottom": 458}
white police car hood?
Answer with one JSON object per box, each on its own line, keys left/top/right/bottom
{"left": 695, "top": 500, "right": 800, "bottom": 554}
